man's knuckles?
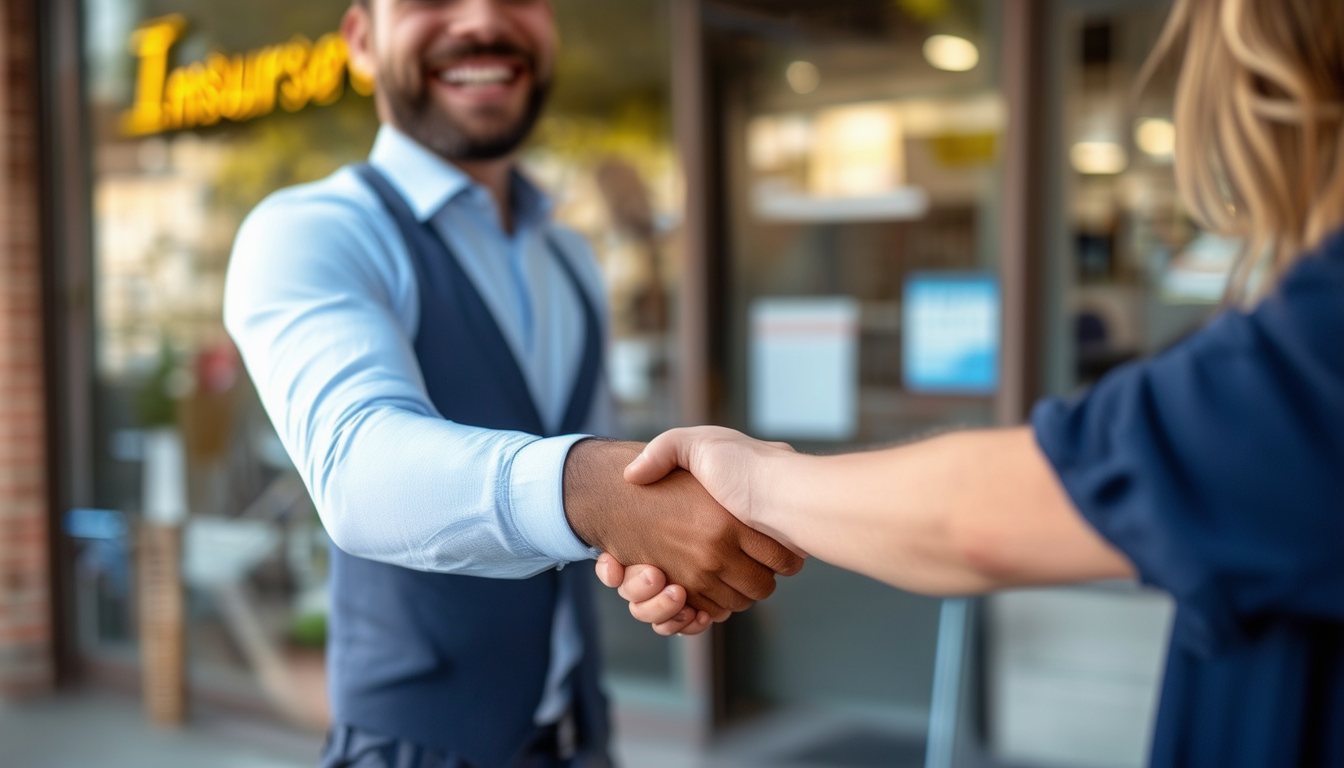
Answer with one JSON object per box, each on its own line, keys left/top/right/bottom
{"left": 774, "top": 550, "right": 805, "bottom": 576}
{"left": 745, "top": 534, "right": 806, "bottom": 576}
{"left": 724, "top": 592, "right": 755, "bottom": 612}
{"left": 743, "top": 574, "right": 778, "bottom": 602}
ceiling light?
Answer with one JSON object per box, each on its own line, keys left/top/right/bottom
{"left": 1135, "top": 117, "right": 1175, "bottom": 159}
{"left": 786, "top": 60, "right": 820, "bottom": 94}
{"left": 923, "top": 35, "right": 979, "bottom": 72}
{"left": 1070, "top": 141, "right": 1128, "bottom": 174}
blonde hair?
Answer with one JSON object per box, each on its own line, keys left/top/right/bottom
{"left": 1143, "top": 0, "right": 1344, "bottom": 299}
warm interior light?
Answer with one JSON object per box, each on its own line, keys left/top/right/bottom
{"left": 1070, "top": 141, "right": 1128, "bottom": 174}
{"left": 786, "top": 61, "right": 820, "bottom": 94}
{"left": 923, "top": 35, "right": 979, "bottom": 72}
{"left": 1135, "top": 117, "right": 1176, "bottom": 158}
{"left": 810, "top": 103, "right": 905, "bottom": 197}
{"left": 747, "top": 114, "right": 814, "bottom": 170}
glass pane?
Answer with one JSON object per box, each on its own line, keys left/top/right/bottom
{"left": 987, "top": 5, "right": 1193, "bottom": 768}
{"left": 82, "top": 1, "right": 375, "bottom": 727}
{"left": 706, "top": 0, "right": 1004, "bottom": 747}
{"left": 1060, "top": 2, "right": 1221, "bottom": 392}
{"left": 77, "top": 0, "right": 687, "bottom": 725}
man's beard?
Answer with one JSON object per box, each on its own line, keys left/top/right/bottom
{"left": 381, "top": 48, "right": 551, "bottom": 162}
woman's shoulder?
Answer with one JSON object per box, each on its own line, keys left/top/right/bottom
{"left": 1277, "top": 226, "right": 1344, "bottom": 296}
{"left": 1031, "top": 226, "right": 1344, "bottom": 638}
{"left": 1230, "top": 227, "right": 1344, "bottom": 377}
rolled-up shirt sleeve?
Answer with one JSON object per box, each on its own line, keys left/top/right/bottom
{"left": 224, "top": 184, "right": 599, "bottom": 578}
{"left": 1032, "top": 235, "right": 1344, "bottom": 654}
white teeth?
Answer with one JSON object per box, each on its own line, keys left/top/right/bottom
{"left": 440, "top": 65, "right": 514, "bottom": 86}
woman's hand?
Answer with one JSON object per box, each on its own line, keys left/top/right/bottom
{"left": 595, "top": 553, "right": 712, "bottom": 636}
{"left": 624, "top": 426, "right": 804, "bottom": 552}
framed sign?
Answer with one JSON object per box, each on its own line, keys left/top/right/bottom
{"left": 749, "top": 297, "right": 860, "bottom": 440}
{"left": 903, "top": 273, "right": 1000, "bottom": 394}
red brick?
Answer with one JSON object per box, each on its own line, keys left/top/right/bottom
{"left": 0, "top": 516, "right": 48, "bottom": 536}
{"left": 0, "top": 633, "right": 45, "bottom": 651}
{"left": 0, "top": 397, "right": 43, "bottom": 417}
{"left": 0, "top": 623, "right": 50, "bottom": 646}
{"left": 0, "top": 511, "right": 45, "bottom": 532}
{"left": 0, "top": 529, "right": 47, "bottom": 554}
{"left": 0, "top": 557, "right": 42, "bottom": 579}
{"left": 0, "top": 0, "right": 53, "bottom": 699}
{"left": 0, "top": 420, "right": 45, "bottom": 443}
{"left": 0, "top": 587, "right": 50, "bottom": 611}
{"left": 0, "top": 466, "right": 42, "bottom": 492}
{"left": 0, "top": 444, "right": 41, "bottom": 466}
{"left": 0, "top": 533, "right": 49, "bottom": 555}
{"left": 0, "top": 588, "right": 48, "bottom": 616}
{"left": 0, "top": 496, "right": 43, "bottom": 518}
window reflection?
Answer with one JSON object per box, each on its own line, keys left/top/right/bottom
{"left": 1063, "top": 6, "right": 1222, "bottom": 388}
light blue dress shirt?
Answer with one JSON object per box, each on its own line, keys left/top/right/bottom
{"left": 224, "top": 125, "right": 610, "bottom": 725}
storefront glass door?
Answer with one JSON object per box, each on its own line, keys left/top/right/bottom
{"left": 73, "top": 0, "right": 689, "bottom": 727}
{"left": 704, "top": 0, "right": 1004, "bottom": 758}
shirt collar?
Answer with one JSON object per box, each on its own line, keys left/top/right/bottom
{"left": 368, "top": 124, "right": 553, "bottom": 228}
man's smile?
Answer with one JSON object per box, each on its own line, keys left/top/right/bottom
{"left": 431, "top": 56, "right": 531, "bottom": 103}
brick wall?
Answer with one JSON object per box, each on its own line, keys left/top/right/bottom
{"left": 0, "top": 0, "right": 53, "bottom": 697}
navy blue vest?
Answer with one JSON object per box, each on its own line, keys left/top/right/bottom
{"left": 326, "top": 164, "right": 609, "bottom": 767}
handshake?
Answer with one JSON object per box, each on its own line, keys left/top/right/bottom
{"left": 562, "top": 427, "right": 801, "bottom": 636}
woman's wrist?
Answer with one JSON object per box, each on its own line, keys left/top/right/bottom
{"left": 746, "top": 445, "right": 807, "bottom": 548}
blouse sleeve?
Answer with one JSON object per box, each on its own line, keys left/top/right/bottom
{"left": 1031, "top": 232, "right": 1344, "bottom": 656}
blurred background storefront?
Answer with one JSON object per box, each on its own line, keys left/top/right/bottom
{"left": 0, "top": 0, "right": 1229, "bottom": 766}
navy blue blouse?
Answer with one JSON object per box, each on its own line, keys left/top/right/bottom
{"left": 1032, "top": 229, "right": 1344, "bottom": 768}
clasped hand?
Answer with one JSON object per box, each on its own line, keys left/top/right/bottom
{"left": 563, "top": 435, "right": 802, "bottom": 627}
{"left": 585, "top": 427, "right": 802, "bottom": 636}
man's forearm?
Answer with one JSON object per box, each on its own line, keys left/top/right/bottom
{"left": 310, "top": 409, "right": 594, "bottom": 575}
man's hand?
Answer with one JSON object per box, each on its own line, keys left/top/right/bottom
{"left": 564, "top": 439, "right": 803, "bottom": 620}
{"left": 595, "top": 554, "right": 711, "bottom": 636}
{"left": 590, "top": 427, "right": 804, "bottom": 635}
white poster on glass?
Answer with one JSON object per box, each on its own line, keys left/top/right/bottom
{"left": 749, "top": 297, "right": 860, "bottom": 440}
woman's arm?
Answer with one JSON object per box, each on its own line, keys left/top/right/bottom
{"left": 749, "top": 427, "right": 1135, "bottom": 592}
{"left": 609, "top": 236, "right": 1344, "bottom": 632}
{"left": 606, "top": 426, "right": 1133, "bottom": 632}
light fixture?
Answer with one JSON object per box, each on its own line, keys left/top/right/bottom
{"left": 786, "top": 60, "right": 820, "bottom": 94}
{"left": 1070, "top": 141, "right": 1128, "bottom": 174}
{"left": 923, "top": 35, "right": 979, "bottom": 72}
{"left": 1135, "top": 117, "right": 1176, "bottom": 159}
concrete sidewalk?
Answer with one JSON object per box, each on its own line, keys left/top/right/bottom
{"left": 0, "top": 689, "right": 321, "bottom": 768}
{"left": 0, "top": 688, "right": 928, "bottom": 768}
{"left": 0, "top": 689, "right": 705, "bottom": 768}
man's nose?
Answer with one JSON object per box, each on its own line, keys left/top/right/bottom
{"left": 445, "top": 0, "right": 513, "bottom": 44}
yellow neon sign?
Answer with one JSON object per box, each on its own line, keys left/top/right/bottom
{"left": 121, "top": 15, "right": 374, "bottom": 136}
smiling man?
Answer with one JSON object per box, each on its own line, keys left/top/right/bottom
{"left": 222, "top": 1, "right": 803, "bottom": 767}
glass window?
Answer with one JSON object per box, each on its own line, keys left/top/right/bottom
{"left": 82, "top": 1, "right": 376, "bottom": 726}
{"left": 986, "top": 5, "right": 1190, "bottom": 768}
{"left": 1058, "top": 1, "right": 1221, "bottom": 391}
{"left": 704, "top": 0, "right": 1004, "bottom": 751}
{"left": 76, "top": 0, "right": 687, "bottom": 726}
